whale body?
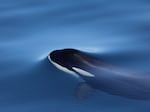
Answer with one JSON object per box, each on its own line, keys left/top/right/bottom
{"left": 48, "top": 48, "right": 150, "bottom": 100}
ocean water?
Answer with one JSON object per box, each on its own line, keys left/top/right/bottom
{"left": 1, "top": 0, "right": 150, "bottom": 112}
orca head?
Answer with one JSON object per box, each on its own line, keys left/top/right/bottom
{"left": 48, "top": 48, "right": 95, "bottom": 78}
{"left": 48, "top": 49, "right": 80, "bottom": 77}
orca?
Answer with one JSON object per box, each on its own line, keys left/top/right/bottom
{"left": 48, "top": 48, "right": 150, "bottom": 100}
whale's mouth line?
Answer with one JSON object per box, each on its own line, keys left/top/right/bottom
{"left": 72, "top": 67, "right": 95, "bottom": 77}
{"left": 47, "top": 55, "right": 79, "bottom": 78}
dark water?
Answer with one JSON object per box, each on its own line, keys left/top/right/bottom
{"left": 1, "top": 0, "right": 150, "bottom": 111}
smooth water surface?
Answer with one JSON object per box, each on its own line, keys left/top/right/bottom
{"left": 1, "top": 0, "right": 150, "bottom": 112}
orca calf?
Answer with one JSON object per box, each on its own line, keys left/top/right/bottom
{"left": 48, "top": 48, "right": 150, "bottom": 100}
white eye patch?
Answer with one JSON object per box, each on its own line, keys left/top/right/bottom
{"left": 48, "top": 56, "right": 79, "bottom": 78}
{"left": 72, "top": 67, "right": 95, "bottom": 77}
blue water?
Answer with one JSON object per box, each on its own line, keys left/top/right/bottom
{"left": 1, "top": 0, "right": 150, "bottom": 111}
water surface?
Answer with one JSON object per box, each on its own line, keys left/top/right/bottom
{"left": 1, "top": 0, "right": 150, "bottom": 112}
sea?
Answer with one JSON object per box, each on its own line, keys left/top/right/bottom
{"left": 1, "top": 0, "right": 150, "bottom": 112}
